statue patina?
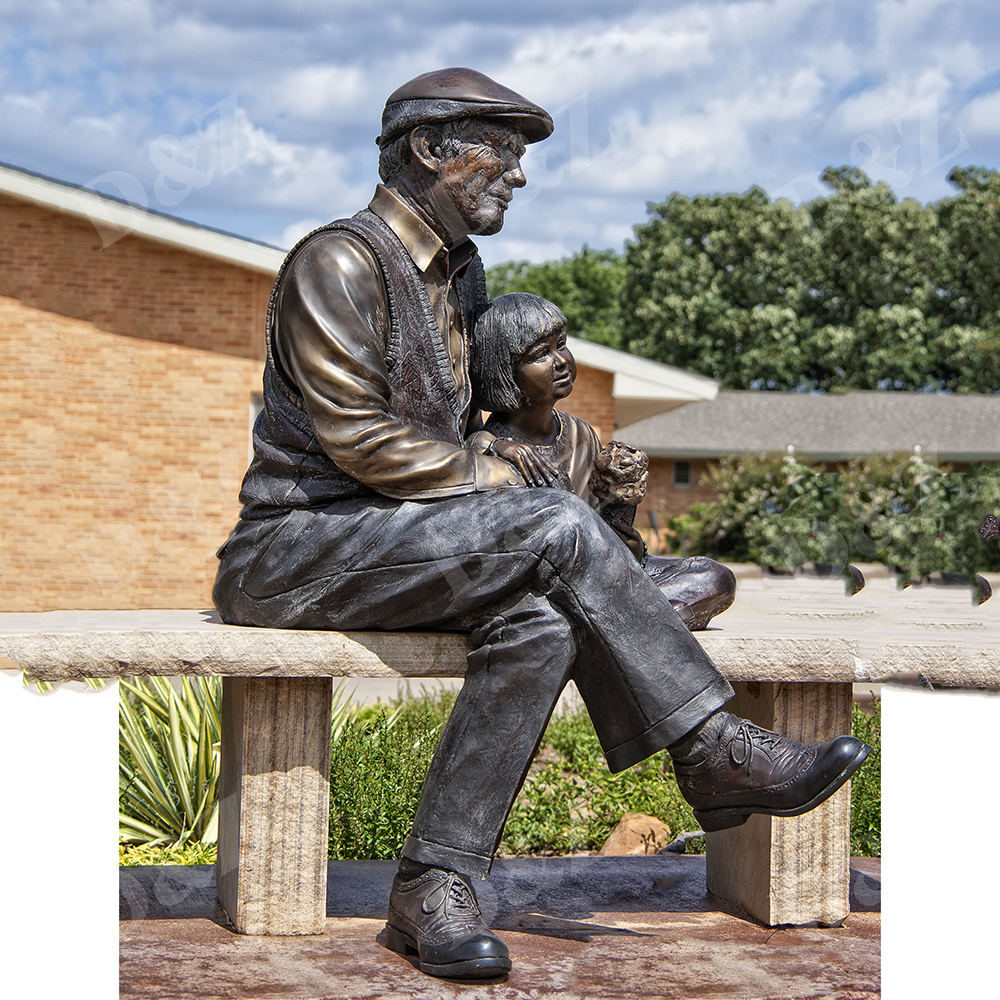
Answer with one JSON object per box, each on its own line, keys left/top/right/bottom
{"left": 467, "top": 290, "right": 736, "bottom": 629}
{"left": 214, "top": 67, "right": 870, "bottom": 981}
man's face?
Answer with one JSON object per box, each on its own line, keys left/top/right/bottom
{"left": 434, "top": 122, "right": 527, "bottom": 238}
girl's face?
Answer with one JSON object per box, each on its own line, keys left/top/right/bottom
{"left": 514, "top": 325, "right": 576, "bottom": 408}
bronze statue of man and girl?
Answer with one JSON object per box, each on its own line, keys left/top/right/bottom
{"left": 214, "top": 67, "right": 870, "bottom": 980}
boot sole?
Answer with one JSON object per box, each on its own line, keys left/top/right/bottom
{"left": 384, "top": 922, "right": 511, "bottom": 979}
{"left": 693, "top": 742, "right": 872, "bottom": 833}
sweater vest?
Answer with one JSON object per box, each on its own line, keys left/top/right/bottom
{"left": 239, "top": 209, "right": 487, "bottom": 514}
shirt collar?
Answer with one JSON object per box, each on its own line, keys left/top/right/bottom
{"left": 368, "top": 184, "right": 477, "bottom": 274}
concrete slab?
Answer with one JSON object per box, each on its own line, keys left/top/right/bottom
{"left": 120, "top": 856, "right": 880, "bottom": 1000}
{"left": 4, "top": 573, "right": 996, "bottom": 688}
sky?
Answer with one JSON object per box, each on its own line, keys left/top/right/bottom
{"left": 2, "top": 0, "right": 998, "bottom": 270}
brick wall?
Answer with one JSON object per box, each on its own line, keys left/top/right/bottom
{"left": 637, "top": 457, "right": 717, "bottom": 533}
{"left": 0, "top": 194, "right": 271, "bottom": 361}
{"left": 557, "top": 365, "right": 615, "bottom": 442}
{"left": 0, "top": 294, "right": 260, "bottom": 611}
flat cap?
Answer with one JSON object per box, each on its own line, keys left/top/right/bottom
{"left": 377, "top": 67, "right": 553, "bottom": 148}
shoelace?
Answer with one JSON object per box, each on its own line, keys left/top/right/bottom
{"left": 422, "top": 873, "right": 481, "bottom": 919}
{"left": 444, "top": 876, "right": 479, "bottom": 918}
{"left": 730, "top": 720, "right": 788, "bottom": 771}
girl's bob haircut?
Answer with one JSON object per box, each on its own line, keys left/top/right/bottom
{"left": 472, "top": 292, "right": 567, "bottom": 413}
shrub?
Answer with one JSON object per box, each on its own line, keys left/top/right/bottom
{"left": 327, "top": 688, "right": 454, "bottom": 860}
{"left": 500, "top": 706, "right": 703, "bottom": 856}
{"left": 119, "top": 841, "right": 217, "bottom": 866}
{"left": 671, "top": 452, "right": 1000, "bottom": 579}
{"left": 504, "top": 699, "right": 882, "bottom": 858}
{"left": 850, "top": 699, "right": 881, "bottom": 857}
{"left": 669, "top": 452, "right": 842, "bottom": 567}
{"left": 389, "top": 684, "right": 458, "bottom": 731}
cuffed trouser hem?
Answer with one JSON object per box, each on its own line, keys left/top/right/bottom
{"left": 604, "top": 675, "right": 735, "bottom": 773}
{"left": 402, "top": 834, "right": 494, "bottom": 880}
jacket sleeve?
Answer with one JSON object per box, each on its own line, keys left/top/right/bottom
{"left": 465, "top": 429, "right": 498, "bottom": 454}
{"left": 275, "top": 231, "right": 523, "bottom": 499}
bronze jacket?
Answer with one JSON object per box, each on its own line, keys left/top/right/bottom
{"left": 239, "top": 187, "right": 523, "bottom": 516}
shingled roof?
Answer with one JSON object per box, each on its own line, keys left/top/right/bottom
{"left": 617, "top": 390, "right": 1000, "bottom": 462}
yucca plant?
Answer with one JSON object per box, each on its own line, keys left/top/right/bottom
{"left": 119, "top": 677, "right": 358, "bottom": 848}
{"left": 119, "top": 676, "right": 222, "bottom": 846}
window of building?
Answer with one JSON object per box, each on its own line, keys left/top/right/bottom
{"left": 672, "top": 460, "right": 692, "bottom": 489}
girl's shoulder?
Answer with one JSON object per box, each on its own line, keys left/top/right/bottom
{"left": 558, "top": 411, "right": 601, "bottom": 451}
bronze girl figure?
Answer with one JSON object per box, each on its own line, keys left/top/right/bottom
{"left": 470, "top": 292, "right": 736, "bottom": 629}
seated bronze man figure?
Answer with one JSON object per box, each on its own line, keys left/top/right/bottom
{"left": 214, "top": 67, "right": 869, "bottom": 981}
{"left": 467, "top": 290, "right": 736, "bottom": 629}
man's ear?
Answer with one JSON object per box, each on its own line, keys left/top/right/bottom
{"left": 409, "top": 126, "right": 443, "bottom": 174}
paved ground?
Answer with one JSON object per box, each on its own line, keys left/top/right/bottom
{"left": 120, "top": 856, "right": 880, "bottom": 1000}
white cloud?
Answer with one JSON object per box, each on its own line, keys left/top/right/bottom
{"left": 872, "top": 0, "right": 952, "bottom": 45}
{"left": 271, "top": 65, "right": 370, "bottom": 121}
{"left": 830, "top": 68, "right": 956, "bottom": 136}
{"left": 963, "top": 90, "right": 1000, "bottom": 137}
{"left": 275, "top": 217, "right": 328, "bottom": 250}
{"left": 503, "top": 13, "right": 714, "bottom": 108}
{"left": 922, "top": 42, "right": 987, "bottom": 88}
{"left": 600, "top": 67, "right": 827, "bottom": 195}
{"left": 263, "top": 142, "right": 369, "bottom": 213}
{"left": 1, "top": 0, "right": 998, "bottom": 263}
{"left": 500, "top": 0, "right": 826, "bottom": 107}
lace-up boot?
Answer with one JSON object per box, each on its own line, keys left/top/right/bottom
{"left": 673, "top": 713, "right": 870, "bottom": 832}
{"left": 386, "top": 868, "right": 511, "bottom": 979}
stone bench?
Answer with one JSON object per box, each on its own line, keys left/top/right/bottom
{"left": 0, "top": 601, "right": 993, "bottom": 935}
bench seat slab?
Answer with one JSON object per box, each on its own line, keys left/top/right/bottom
{"left": 217, "top": 677, "right": 333, "bottom": 935}
{"left": 706, "top": 681, "right": 853, "bottom": 927}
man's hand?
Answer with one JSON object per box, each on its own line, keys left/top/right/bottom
{"left": 491, "top": 439, "right": 566, "bottom": 488}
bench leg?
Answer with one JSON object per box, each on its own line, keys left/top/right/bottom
{"left": 705, "top": 681, "right": 853, "bottom": 926}
{"left": 216, "top": 677, "right": 333, "bottom": 935}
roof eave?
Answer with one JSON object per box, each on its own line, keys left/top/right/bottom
{"left": 567, "top": 336, "right": 719, "bottom": 402}
{"left": 0, "top": 161, "right": 286, "bottom": 275}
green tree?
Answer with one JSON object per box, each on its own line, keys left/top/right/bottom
{"left": 935, "top": 167, "right": 1000, "bottom": 393}
{"left": 622, "top": 187, "right": 813, "bottom": 389}
{"left": 487, "top": 246, "right": 625, "bottom": 347}
{"left": 487, "top": 167, "right": 1000, "bottom": 394}
{"left": 620, "top": 166, "right": 1000, "bottom": 394}
{"left": 799, "top": 167, "right": 945, "bottom": 391}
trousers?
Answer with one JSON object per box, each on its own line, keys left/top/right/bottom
{"left": 214, "top": 487, "right": 733, "bottom": 878}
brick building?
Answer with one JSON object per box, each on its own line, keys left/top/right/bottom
{"left": 0, "top": 163, "right": 715, "bottom": 611}
{"left": 618, "top": 390, "right": 1000, "bottom": 530}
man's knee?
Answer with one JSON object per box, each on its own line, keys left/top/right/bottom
{"left": 503, "top": 489, "right": 619, "bottom": 571}
{"left": 471, "top": 591, "right": 575, "bottom": 654}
